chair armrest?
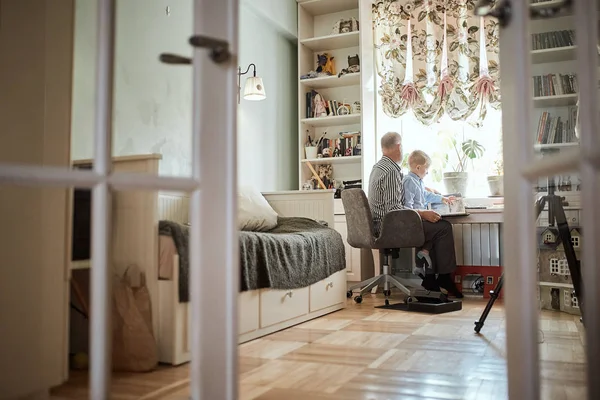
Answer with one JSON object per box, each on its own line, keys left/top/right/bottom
{"left": 375, "top": 209, "right": 425, "bottom": 249}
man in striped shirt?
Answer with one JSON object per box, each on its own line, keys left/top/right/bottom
{"left": 368, "top": 132, "right": 463, "bottom": 297}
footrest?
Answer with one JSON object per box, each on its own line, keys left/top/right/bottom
{"left": 376, "top": 300, "right": 462, "bottom": 314}
{"left": 410, "top": 288, "right": 448, "bottom": 302}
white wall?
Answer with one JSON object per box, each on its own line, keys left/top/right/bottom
{"left": 70, "top": 0, "right": 298, "bottom": 190}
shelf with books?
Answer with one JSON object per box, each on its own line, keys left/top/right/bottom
{"left": 300, "top": 114, "right": 361, "bottom": 127}
{"left": 300, "top": 73, "right": 360, "bottom": 89}
{"left": 301, "top": 155, "right": 361, "bottom": 165}
{"left": 300, "top": 31, "right": 359, "bottom": 52}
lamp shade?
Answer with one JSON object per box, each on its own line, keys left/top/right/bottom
{"left": 243, "top": 76, "right": 266, "bottom": 101}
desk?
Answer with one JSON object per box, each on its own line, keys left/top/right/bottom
{"left": 444, "top": 207, "right": 504, "bottom": 224}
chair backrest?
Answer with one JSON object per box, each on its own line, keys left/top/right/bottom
{"left": 341, "top": 189, "right": 376, "bottom": 249}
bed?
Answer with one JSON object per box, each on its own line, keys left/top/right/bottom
{"left": 72, "top": 155, "right": 347, "bottom": 366}
{"left": 154, "top": 190, "right": 347, "bottom": 365}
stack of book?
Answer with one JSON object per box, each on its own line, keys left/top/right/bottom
{"left": 535, "top": 107, "right": 578, "bottom": 145}
{"left": 532, "top": 73, "right": 578, "bottom": 97}
{"left": 531, "top": 30, "right": 575, "bottom": 50}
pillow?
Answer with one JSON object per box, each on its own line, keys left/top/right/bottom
{"left": 237, "top": 186, "right": 278, "bottom": 231}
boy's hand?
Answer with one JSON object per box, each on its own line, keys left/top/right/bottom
{"left": 442, "top": 196, "right": 456, "bottom": 205}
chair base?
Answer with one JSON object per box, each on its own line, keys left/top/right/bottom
{"left": 346, "top": 260, "right": 450, "bottom": 307}
{"left": 376, "top": 299, "right": 462, "bottom": 314}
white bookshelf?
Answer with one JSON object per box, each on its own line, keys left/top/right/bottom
{"left": 297, "top": 0, "right": 374, "bottom": 283}
{"left": 529, "top": 10, "right": 580, "bottom": 152}
{"left": 297, "top": 0, "right": 363, "bottom": 190}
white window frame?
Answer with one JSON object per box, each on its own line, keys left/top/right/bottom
{"left": 0, "top": 0, "right": 239, "bottom": 398}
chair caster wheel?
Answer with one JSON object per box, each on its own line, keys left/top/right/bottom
{"left": 383, "top": 289, "right": 391, "bottom": 297}
{"left": 404, "top": 296, "right": 414, "bottom": 304}
{"left": 346, "top": 290, "right": 353, "bottom": 298}
{"left": 385, "top": 299, "right": 390, "bottom": 306}
{"left": 354, "top": 296, "right": 362, "bottom": 304}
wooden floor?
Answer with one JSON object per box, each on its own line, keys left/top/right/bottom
{"left": 51, "top": 295, "right": 586, "bottom": 399}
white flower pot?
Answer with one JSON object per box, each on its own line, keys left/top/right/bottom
{"left": 487, "top": 175, "right": 504, "bottom": 197}
{"left": 443, "top": 172, "right": 469, "bottom": 196}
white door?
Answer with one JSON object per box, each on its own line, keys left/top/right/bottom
{"left": 0, "top": 0, "right": 74, "bottom": 398}
{"left": 489, "top": 0, "right": 599, "bottom": 398}
{"left": 0, "top": 0, "right": 239, "bottom": 399}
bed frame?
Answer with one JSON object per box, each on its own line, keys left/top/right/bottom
{"left": 156, "top": 190, "right": 346, "bottom": 365}
{"left": 73, "top": 155, "right": 346, "bottom": 366}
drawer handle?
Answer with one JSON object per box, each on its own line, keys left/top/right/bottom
{"left": 285, "top": 291, "right": 293, "bottom": 299}
{"left": 326, "top": 281, "right": 334, "bottom": 290}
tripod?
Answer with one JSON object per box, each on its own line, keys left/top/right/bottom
{"left": 474, "top": 175, "right": 584, "bottom": 333}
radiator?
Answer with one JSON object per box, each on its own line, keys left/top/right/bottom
{"left": 452, "top": 223, "right": 502, "bottom": 266}
{"left": 158, "top": 193, "right": 190, "bottom": 224}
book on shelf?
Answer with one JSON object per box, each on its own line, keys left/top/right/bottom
{"left": 531, "top": 30, "right": 575, "bottom": 51}
{"left": 533, "top": 73, "right": 578, "bottom": 97}
{"left": 535, "top": 107, "right": 578, "bottom": 145}
{"left": 315, "top": 132, "right": 361, "bottom": 158}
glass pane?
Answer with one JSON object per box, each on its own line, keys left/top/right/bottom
{"left": 533, "top": 171, "right": 586, "bottom": 398}
{"left": 0, "top": 2, "right": 73, "bottom": 168}
{"left": 70, "top": 1, "right": 194, "bottom": 178}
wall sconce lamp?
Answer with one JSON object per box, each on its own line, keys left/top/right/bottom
{"left": 238, "top": 63, "right": 266, "bottom": 104}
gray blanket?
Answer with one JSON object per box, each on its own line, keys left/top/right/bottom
{"left": 159, "top": 217, "right": 346, "bottom": 303}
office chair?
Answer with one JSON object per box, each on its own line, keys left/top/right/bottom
{"left": 341, "top": 189, "right": 457, "bottom": 310}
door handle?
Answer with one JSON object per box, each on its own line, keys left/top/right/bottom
{"left": 189, "top": 35, "right": 231, "bottom": 63}
{"left": 159, "top": 35, "right": 231, "bottom": 66}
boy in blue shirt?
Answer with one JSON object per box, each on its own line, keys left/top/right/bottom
{"left": 402, "top": 150, "right": 455, "bottom": 276}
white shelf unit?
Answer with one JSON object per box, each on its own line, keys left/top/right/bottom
{"left": 530, "top": 13, "right": 580, "bottom": 151}
{"left": 530, "top": 6, "right": 583, "bottom": 315}
{"left": 297, "top": 0, "right": 368, "bottom": 282}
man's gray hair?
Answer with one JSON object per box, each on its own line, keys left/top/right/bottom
{"left": 380, "top": 131, "right": 402, "bottom": 150}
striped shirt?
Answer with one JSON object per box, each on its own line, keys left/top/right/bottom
{"left": 368, "top": 156, "right": 405, "bottom": 235}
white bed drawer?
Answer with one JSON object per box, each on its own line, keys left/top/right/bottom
{"left": 239, "top": 291, "right": 259, "bottom": 335}
{"left": 309, "top": 270, "right": 346, "bottom": 312}
{"left": 259, "top": 287, "right": 309, "bottom": 328}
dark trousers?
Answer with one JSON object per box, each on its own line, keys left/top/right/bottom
{"left": 421, "top": 219, "right": 457, "bottom": 275}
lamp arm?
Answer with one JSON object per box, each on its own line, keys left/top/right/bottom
{"left": 238, "top": 63, "right": 257, "bottom": 77}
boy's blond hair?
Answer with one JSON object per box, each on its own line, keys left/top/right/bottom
{"left": 408, "top": 150, "right": 432, "bottom": 168}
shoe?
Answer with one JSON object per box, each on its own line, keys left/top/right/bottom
{"left": 421, "top": 274, "right": 441, "bottom": 292}
{"left": 437, "top": 273, "right": 464, "bottom": 298}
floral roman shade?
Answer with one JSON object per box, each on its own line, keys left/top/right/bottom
{"left": 373, "top": 0, "right": 501, "bottom": 126}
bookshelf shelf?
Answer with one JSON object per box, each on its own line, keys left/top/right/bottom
{"left": 298, "top": 0, "right": 357, "bottom": 16}
{"left": 300, "top": 114, "right": 361, "bottom": 127}
{"left": 530, "top": 0, "right": 573, "bottom": 16}
{"left": 300, "top": 31, "right": 359, "bottom": 52}
{"left": 534, "top": 142, "right": 579, "bottom": 150}
{"left": 300, "top": 73, "right": 360, "bottom": 89}
{"left": 301, "top": 155, "right": 362, "bottom": 165}
{"left": 533, "top": 94, "right": 578, "bottom": 107}
{"left": 531, "top": 46, "right": 576, "bottom": 64}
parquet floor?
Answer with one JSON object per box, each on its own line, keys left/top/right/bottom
{"left": 51, "top": 295, "right": 586, "bottom": 399}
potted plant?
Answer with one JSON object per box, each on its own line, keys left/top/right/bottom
{"left": 440, "top": 133, "right": 485, "bottom": 196}
{"left": 487, "top": 157, "right": 504, "bottom": 197}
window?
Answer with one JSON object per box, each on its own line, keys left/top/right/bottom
{"left": 558, "top": 259, "right": 570, "bottom": 276}
{"left": 375, "top": 79, "right": 503, "bottom": 198}
{"left": 571, "top": 292, "right": 579, "bottom": 308}
{"left": 571, "top": 236, "right": 580, "bottom": 248}
{"left": 563, "top": 290, "right": 571, "bottom": 307}
{"left": 544, "top": 232, "right": 555, "bottom": 243}
{"left": 550, "top": 258, "right": 559, "bottom": 274}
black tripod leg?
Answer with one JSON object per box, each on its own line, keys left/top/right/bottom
{"left": 551, "top": 196, "right": 584, "bottom": 319}
{"left": 474, "top": 274, "right": 504, "bottom": 333}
